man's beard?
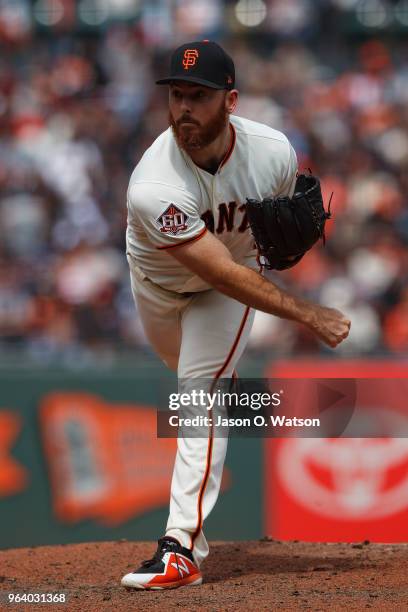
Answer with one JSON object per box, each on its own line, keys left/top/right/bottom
{"left": 169, "top": 99, "right": 229, "bottom": 153}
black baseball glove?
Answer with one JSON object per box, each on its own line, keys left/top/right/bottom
{"left": 245, "top": 173, "right": 332, "bottom": 271}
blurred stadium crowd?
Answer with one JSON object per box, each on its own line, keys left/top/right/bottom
{"left": 0, "top": 0, "right": 407, "bottom": 363}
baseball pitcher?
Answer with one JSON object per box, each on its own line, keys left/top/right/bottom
{"left": 121, "top": 41, "right": 350, "bottom": 590}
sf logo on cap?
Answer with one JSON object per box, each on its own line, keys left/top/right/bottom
{"left": 182, "top": 49, "right": 199, "bottom": 70}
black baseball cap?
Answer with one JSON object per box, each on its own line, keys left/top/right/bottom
{"left": 156, "top": 41, "right": 235, "bottom": 90}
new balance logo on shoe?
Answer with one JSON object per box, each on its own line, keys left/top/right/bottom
{"left": 171, "top": 555, "right": 190, "bottom": 577}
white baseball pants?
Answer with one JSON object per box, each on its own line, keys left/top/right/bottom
{"left": 128, "top": 262, "right": 255, "bottom": 566}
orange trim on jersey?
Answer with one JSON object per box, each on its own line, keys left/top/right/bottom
{"left": 219, "top": 124, "right": 236, "bottom": 170}
{"left": 157, "top": 227, "right": 207, "bottom": 250}
{"left": 190, "top": 305, "right": 251, "bottom": 550}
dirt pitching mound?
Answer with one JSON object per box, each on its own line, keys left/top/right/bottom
{"left": 0, "top": 540, "right": 407, "bottom": 611}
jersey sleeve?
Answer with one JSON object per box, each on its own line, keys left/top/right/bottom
{"left": 277, "top": 142, "right": 298, "bottom": 198}
{"left": 127, "top": 181, "right": 206, "bottom": 250}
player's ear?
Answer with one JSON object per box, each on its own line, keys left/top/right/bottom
{"left": 226, "top": 89, "right": 238, "bottom": 114}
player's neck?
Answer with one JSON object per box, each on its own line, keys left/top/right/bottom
{"left": 188, "top": 122, "right": 232, "bottom": 175}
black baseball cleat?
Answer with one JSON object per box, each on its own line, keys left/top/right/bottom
{"left": 121, "top": 537, "right": 202, "bottom": 590}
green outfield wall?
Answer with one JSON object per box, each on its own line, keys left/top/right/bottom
{"left": 0, "top": 355, "right": 264, "bottom": 549}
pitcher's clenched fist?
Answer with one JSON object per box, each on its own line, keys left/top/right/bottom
{"left": 307, "top": 306, "right": 351, "bottom": 348}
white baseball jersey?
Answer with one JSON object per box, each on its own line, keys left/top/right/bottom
{"left": 126, "top": 114, "right": 297, "bottom": 293}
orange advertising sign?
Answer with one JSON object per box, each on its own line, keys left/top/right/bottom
{"left": 0, "top": 411, "right": 27, "bottom": 497}
{"left": 40, "top": 393, "right": 177, "bottom": 525}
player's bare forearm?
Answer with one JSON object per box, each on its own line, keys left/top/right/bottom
{"left": 207, "top": 258, "right": 313, "bottom": 321}
{"left": 169, "top": 230, "right": 351, "bottom": 347}
{"left": 176, "top": 248, "right": 316, "bottom": 325}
